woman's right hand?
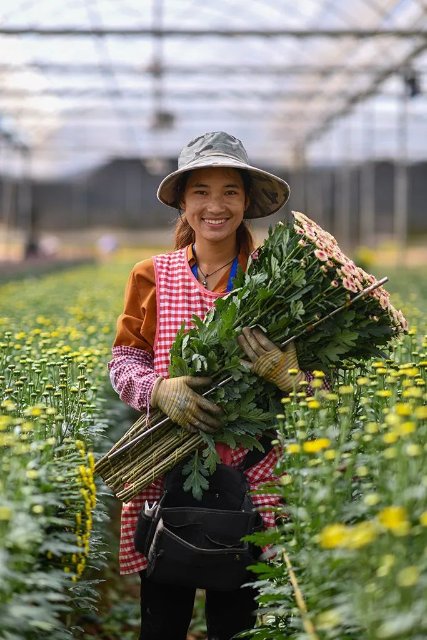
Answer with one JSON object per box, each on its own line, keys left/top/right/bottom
{"left": 150, "top": 376, "right": 223, "bottom": 434}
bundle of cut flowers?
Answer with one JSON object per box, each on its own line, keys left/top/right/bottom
{"left": 96, "top": 211, "right": 407, "bottom": 499}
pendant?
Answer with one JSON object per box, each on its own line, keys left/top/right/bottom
{"left": 202, "top": 279, "right": 208, "bottom": 288}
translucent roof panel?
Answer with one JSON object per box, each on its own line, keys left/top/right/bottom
{"left": 0, "top": 0, "right": 425, "bottom": 177}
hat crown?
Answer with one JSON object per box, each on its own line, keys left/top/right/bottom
{"left": 178, "top": 131, "right": 249, "bottom": 169}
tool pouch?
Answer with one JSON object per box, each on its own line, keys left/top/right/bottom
{"left": 134, "top": 460, "right": 264, "bottom": 590}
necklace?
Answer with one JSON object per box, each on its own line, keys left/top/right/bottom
{"left": 192, "top": 245, "right": 237, "bottom": 288}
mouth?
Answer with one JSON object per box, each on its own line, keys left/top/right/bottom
{"left": 202, "top": 218, "right": 229, "bottom": 226}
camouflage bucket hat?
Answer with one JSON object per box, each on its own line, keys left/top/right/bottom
{"left": 157, "top": 131, "right": 290, "bottom": 219}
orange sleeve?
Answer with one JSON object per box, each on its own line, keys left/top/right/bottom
{"left": 113, "top": 258, "right": 157, "bottom": 354}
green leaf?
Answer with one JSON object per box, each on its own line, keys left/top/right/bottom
{"left": 182, "top": 451, "right": 209, "bottom": 500}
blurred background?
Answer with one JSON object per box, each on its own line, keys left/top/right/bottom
{"left": 0, "top": 0, "right": 426, "bottom": 270}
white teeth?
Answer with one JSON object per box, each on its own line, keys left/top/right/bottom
{"left": 204, "top": 219, "right": 226, "bottom": 225}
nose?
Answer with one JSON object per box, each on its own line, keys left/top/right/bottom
{"left": 206, "top": 194, "right": 226, "bottom": 214}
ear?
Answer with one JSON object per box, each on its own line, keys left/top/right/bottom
{"left": 244, "top": 195, "right": 251, "bottom": 211}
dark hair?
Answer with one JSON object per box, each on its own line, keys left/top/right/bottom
{"left": 173, "top": 168, "right": 254, "bottom": 252}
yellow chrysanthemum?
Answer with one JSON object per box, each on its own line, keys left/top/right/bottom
{"left": 378, "top": 506, "right": 410, "bottom": 535}
{"left": 383, "top": 432, "right": 398, "bottom": 444}
{"left": 414, "top": 406, "right": 427, "bottom": 420}
{"left": 364, "top": 493, "right": 380, "bottom": 506}
{"left": 365, "top": 423, "right": 379, "bottom": 434}
{"left": 325, "top": 393, "right": 339, "bottom": 402}
{"left": 303, "top": 438, "right": 331, "bottom": 453}
{"left": 0, "top": 506, "right": 12, "bottom": 521}
{"left": 402, "top": 387, "right": 423, "bottom": 399}
{"left": 393, "top": 421, "right": 416, "bottom": 437}
{"left": 405, "top": 443, "right": 421, "bottom": 456}
{"left": 372, "top": 361, "right": 386, "bottom": 369}
{"left": 312, "top": 370, "right": 325, "bottom": 378}
{"left": 376, "top": 390, "right": 392, "bottom": 398}
{"left": 376, "top": 554, "right": 396, "bottom": 578}
{"left": 286, "top": 443, "right": 301, "bottom": 454}
{"left": 345, "top": 521, "right": 377, "bottom": 549}
{"left": 395, "top": 403, "right": 412, "bottom": 417}
{"left": 319, "top": 524, "right": 349, "bottom": 549}
{"left": 324, "top": 449, "right": 336, "bottom": 460}
{"left": 397, "top": 566, "right": 419, "bottom": 587}
{"left": 356, "top": 465, "right": 369, "bottom": 477}
{"left": 338, "top": 385, "right": 353, "bottom": 395}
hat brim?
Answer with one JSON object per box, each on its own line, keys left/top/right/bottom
{"left": 157, "top": 154, "right": 290, "bottom": 219}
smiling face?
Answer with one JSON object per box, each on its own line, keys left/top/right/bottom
{"left": 180, "top": 167, "right": 249, "bottom": 245}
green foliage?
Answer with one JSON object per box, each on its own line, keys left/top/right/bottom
{"left": 183, "top": 451, "right": 210, "bottom": 500}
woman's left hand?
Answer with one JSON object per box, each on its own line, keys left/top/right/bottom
{"left": 237, "top": 327, "right": 303, "bottom": 392}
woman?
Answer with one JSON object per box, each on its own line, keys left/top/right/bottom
{"left": 108, "top": 131, "right": 302, "bottom": 640}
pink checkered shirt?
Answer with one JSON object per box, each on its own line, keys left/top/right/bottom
{"left": 109, "top": 248, "right": 313, "bottom": 575}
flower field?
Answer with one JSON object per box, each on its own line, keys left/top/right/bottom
{"left": 248, "top": 270, "right": 427, "bottom": 640}
{"left": 0, "top": 249, "right": 426, "bottom": 639}
{"left": 0, "top": 257, "right": 147, "bottom": 639}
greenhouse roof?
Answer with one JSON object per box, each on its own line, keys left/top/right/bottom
{"left": 0, "top": 0, "right": 426, "bottom": 177}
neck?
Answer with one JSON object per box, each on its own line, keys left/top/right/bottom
{"left": 193, "top": 235, "right": 238, "bottom": 270}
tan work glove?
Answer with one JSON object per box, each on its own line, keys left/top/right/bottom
{"left": 237, "top": 327, "right": 304, "bottom": 393}
{"left": 150, "top": 376, "right": 223, "bottom": 434}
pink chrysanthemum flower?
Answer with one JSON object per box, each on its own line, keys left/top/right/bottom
{"left": 322, "top": 230, "right": 338, "bottom": 245}
{"left": 340, "top": 263, "right": 356, "bottom": 278}
{"left": 350, "top": 278, "right": 364, "bottom": 291}
{"left": 292, "top": 210, "right": 406, "bottom": 332}
{"left": 365, "top": 273, "right": 377, "bottom": 285}
{"left": 314, "top": 238, "right": 326, "bottom": 249}
{"left": 345, "top": 261, "right": 359, "bottom": 276}
{"left": 293, "top": 211, "right": 311, "bottom": 225}
{"left": 342, "top": 277, "right": 358, "bottom": 293}
{"left": 314, "top": 249, "right": 329, "bottom": 262}
{"left": 304, "top": 228, "right": 318, "bottom": 243}
{"left": 332, "top": 250, "right": 348, "bottom": 266}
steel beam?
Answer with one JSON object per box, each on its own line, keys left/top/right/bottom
{"left": 0, "top": 87, "right": 411, "bottom": 99}
{"left": 0, "top": 62, "right": 409, "bottom": 75}
{"left": 0, "top": 27, "right": 424, "bottom": 37}
{"left": 1, "top": 62, "right": 427, "bottom": 75}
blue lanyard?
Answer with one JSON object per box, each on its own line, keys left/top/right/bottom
{"left": 226, "top": 256, "right": 239, "bottom": 292}
{"left": 191, "top": 256, "right": 239, "bottom": 293}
